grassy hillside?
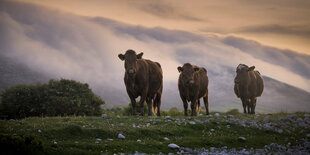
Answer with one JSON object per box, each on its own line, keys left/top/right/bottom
{"left": 1, "top": 112, "right": 309, "bottom": 154}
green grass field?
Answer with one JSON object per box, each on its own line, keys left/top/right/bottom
{"left": 0, "top": 112, "right": 309, "bottom": 154}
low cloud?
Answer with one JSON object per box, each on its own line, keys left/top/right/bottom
{"left": 222, "top": 36, "right": 310, "bottom": 79}
{"left": 134, "top": 1, "right": 203, "bottom": 22}
{"left": 1, "top": 1, "right": 310, "bottom": 112}
{"left": 237, "top": 24, "right": 310, "bottom": 39}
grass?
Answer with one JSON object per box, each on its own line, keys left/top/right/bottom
{"left": 0, "top": 112, "right": 309, "bottom": 154}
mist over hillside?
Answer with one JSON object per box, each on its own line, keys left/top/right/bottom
{"left": 0, "top": 1, "right": 309, "bottom": 113}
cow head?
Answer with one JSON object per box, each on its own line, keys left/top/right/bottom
{"left": 234, "top": 64, "right": 255, "bottom": 84}
{"left": 178, "top": 63, "right": 199, "bottom": 86}
{"left": 118, "top": 49, "right": 143, "bottom": 78}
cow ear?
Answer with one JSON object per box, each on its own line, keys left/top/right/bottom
{"left": 248, "top": 66, "right": 255, "bottom": 71}
{"left": 177, "top": 66, "right": 183, "bottom": 72}
{"left": 118, "top": 54, "right": 125, "bottom": 61}
{"left": 137, "top": 52, "right": 143, "bottom": 59}
{"left": 194, "top": 67, "right": 200, "bottom": 72}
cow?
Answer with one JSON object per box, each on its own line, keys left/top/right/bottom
{"left": 234, "top": 64, "right": 264, "bottom": 114}
{"left": 118, "top": 49, "right": 163, "bottom": 116}
{"left": 177, "top": 63, "right": 209, "bottom": 116}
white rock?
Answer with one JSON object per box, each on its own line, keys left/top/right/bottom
{"left": 120, "top": 123, "right": 124, "bottom": 126}
{"left": 107, "top": 138, "right": 113, "bottom": 141}
{"left": 189, "top": 121, "right": 196, "bottom": 125}
{"left": 132, "top": 124, "right": 136, "bottom": 128}
{"left": 74, "top": 141, "right": 79, "bottom": 144}
{"left": 277, "top": 129, "right": 283, "bottom": 134}
{"left": 304, "top": 114, "right": 310, "bottom": 117}
{"left": 210, "top": 129, "right": 215, "bottom": 132}
{"left": 163, "top": 137, "right": 169, "bottom": 141}
{"left": 146, "top": 123, "right": 151, "bottom": 127}
{"left": 165, "top": 116, "right": 171, "bottom": 119}
{"left": 137, "top": 139, "right": 141, "bottom": 142}
{"left": 96, "top": 138, "right": 102, "bottom": 141}
{"left": 168, "top": 143, "right": 180, "bottom": 149}
{"left": 101, "top": 114, "right": 107, "bottom": 118}
{"left": 214, "top": 113, "right": 220, "bottom": 117}
{"left": 226, "top": 125, "right": 231, "bottom": 128}
{"left": 118, "top": 133, "right": 125, "bottom": 139}
{"left": 238, "top": 137, "right": 246, "bottom": 141}
{"left": 37, "top": 129, "right": 42, "bottom": 133}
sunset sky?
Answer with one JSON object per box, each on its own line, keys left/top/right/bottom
{"left": 19, "top": 0, "right": 310, "bottom": 55}
{"left": 1, "top": 0, "right": 310, "bottom": 110}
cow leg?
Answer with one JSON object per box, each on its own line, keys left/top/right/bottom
{"left": 181, "top": 97, "right": 188, "bottom": 116}
{"left": 247, "top": 99, "right": 251, "bottom": 114}
{"left": 154, "top": 92, "right": 162, "bottom": 116}
{"left": 147, "top": 97, "right": 153, "bottom": 116}
{"left": 251, "top": 98, "right": 257, "bottom": 114}
{"left": 139, "top": 92, "right": 147, "bottom": 116}
{"left": 197, "top": 99, "right": 201, "bottom": 115}
{"left": 191, "top": 100, "right": 197, "bottom": 116}
{"left": 130, "top": 97, "right": 137, "bottom": 116}
{"left": 241, "top": 97, "right": 247, "bottom": 114}
{"left": 203, "top": 95, "right": 209, "bottom": 115}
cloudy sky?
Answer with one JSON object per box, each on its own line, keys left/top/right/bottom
{"left": 1, "top": 0, "right": 310, "bottom": 110}
{"left": 19, "top": 0, "right": 310, "bottom": 55}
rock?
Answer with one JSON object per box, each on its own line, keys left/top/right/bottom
{"left": 132, "top": 124, "right": 136, "bottom": 128}
{"left": 120, "top": 123, "right": 124, "bottom": 126}
{"left": 288, "top": 115, "right": 297, "bottom": 119}
{"left": 238, "top": 137, "right": 246, "bottom": 142}
{"left": 277, "top": 129, "right": 283, "bottom": 134}
{"left": 189, "top": 121, "right": 196, "bottom": 125}
{"left": 146, "top": 123, "right": 151, "bottom": 127}
{"left": 163, "top": 137, "right": 169, "bottom": 141}
{"left": 137, "top": 139, "right": 141, "bottom": 142}
{"left": 37, "top": 129, "right": 42, "bottom": 133}
{"left": 101, "top": 114, "right": 107, "bottom": 118}
{"left": 164, "top": 116, "right": 171, "bottom": 120}
{"left": 168, "top": 143, "right": 180, "bottom": 149}
{"left": 205, "top": 120, "right": 210, "bottom": 123}
{"left": 307, "top": 134, "right": 310, "bottom": 138}
{"left": 226, "top": 125, "right": 231, "bottom": 128}
{"left": 96, "top": 138, "right": 102, "bottom": 141}
{"left": 107, "top": 138, "right": 113, "bottom": 141}
{"left": 214, "top": 113, "right": 220, "bottom": 117}
{"left": 118, "top": 133, "right": 125, "bottom": 139}
{"left": 210, "top": 129, "right": 215, "bottom": 132}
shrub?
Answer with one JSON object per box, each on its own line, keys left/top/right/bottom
{"left": 168, "top": 107, "right": 183, "bottom": 116}
{"left": 226, "top": 108, "right": 240, "bottom": 115}
{"left": 0, "top": 79, "right": 104, "bottom": 119}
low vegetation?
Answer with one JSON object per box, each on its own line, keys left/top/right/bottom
{"left": 0, "top": 111, "right": 309, "bottom": 154}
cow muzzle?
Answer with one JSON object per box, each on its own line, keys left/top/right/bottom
{"left": 128, "top": 69, "right": 135, "bottom": 74}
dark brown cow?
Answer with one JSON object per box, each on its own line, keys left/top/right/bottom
{"left": 118, "top": 49, "right": 163, "bottom": 116}
{"left": 177, "top": 63, "right": 209, "bottom": 116}
{"left": 234, "top": 64, "right": 264, "bottom": 114}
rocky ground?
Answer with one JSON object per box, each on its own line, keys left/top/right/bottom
{"left": 132, "top": 113, "right": 310, "bottom": 155}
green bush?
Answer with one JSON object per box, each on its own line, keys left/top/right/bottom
{"left": 0, "top": 79, "right": 104, "bottom": 119}
{"left": 226, "top": 108, "right": 240, "bottom": 115}
{"left": 0, "top": 134, "right": 44, "bottom": 155}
